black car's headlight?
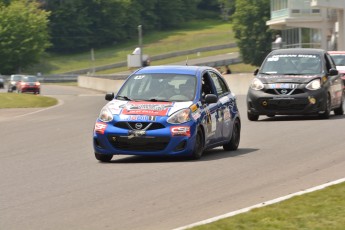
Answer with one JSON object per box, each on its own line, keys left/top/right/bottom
{"left": 98, "top": 106, "right": 113, "bottom": 122}
{"left": 306, "top": 79, "right": 321, "bottom": 90}
{"left": 167, "top": 108, "right": 191, "bottom": 124}
{"left": 250, "top": 78, "right": 264, "bottom": 90}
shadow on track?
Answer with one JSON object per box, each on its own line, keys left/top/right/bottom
{"left": 101, "top": 148, "right": 259, "bottom": 164}
{"left": 257, "top": 114, "right": 345, "bottom": 122}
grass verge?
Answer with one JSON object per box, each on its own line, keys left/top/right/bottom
{"left": 0, "top": 93, "right": 58, "bottom": 108}
{"left": 192, "top": 182, "right": 345, "bottom": 230}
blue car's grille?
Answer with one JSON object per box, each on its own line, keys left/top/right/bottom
{"left": 108, "top": 135, "right": 170, "bottom": 151}
{"left": 114, "top": 122, "right": 165, "bottom": 130}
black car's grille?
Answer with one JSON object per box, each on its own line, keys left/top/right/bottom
{"left": 108, "top": 135, "right": 170, "bottom": 151}
{"left": 114, "top": 122, "right": 165, "bottom": 130}
{"left": 260, "top": 98, "right": 309, "bottom": 111}
{"left": 265, "top": 88, "right": 304, "bottom": 95}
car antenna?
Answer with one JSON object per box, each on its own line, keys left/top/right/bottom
{"left": 185, "top": 56, "right": 189, "bottom": 66}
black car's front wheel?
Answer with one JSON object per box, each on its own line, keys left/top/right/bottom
{"left": 334, "top": 92, "right": 344, "bottom": 115}
{"left": 247, "top": 112, "right": 259, "bottom": 121}
{"left": 95, "top": 152, "right": 113, "bottom": 162}
{"left": 223, "top": 118, "right": 241, "bottom": 151}
{"left": 319, "top": 94, "right": 331, "bottom": 119}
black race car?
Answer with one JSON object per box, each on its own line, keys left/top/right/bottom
{"left": 247, "top": 48, "right": 344, "bottom": 120}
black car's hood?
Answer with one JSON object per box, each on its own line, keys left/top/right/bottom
{"left": 257, "top": 74, "right": 321, "bottom": 84}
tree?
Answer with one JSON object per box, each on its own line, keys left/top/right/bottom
{"left": 232, "top": 0, "right": 272, "bottom": 66}
{"left": 44, "top": 0, "right": 93, "bottom": 53}
{"left": 0, "top": 1, "right": 50, "bottom": 74}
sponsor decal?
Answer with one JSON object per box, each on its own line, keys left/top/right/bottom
{"left": 128, "top": 130, "right": 146, "bottom": 138}
{"left": 267, "top": 83, "right": 298, "bottom": 89}
{"left": 122, "top": 101, "right": 173, "bottom": 116}
{"left": 224, "top": 107, "right": 231, "bottom": 121}
{"left": 259, "top": 75, "right": 317, "bottom": 79}
{"left": 267, "top": 54, "right": 318, "bottom": 61}
{"left": 219, "top": 97, "right": 229, "bottom": 104}
{"left": 108, "top": 100, "right": 127, "bottom": 115}
{"left": 120, "top": 115, "right": 156, "bottom": 121}
{"left": 190, "top": 104, "right": 198, "bottom": 112}
{"left": 192, "top": 110, "right": 201, "bottom": 120}
{"left": 170, "top": 126, "right": 191, "bottom": 137}
{"left": 95, "top": 122, "right": 107, "bottom": 134}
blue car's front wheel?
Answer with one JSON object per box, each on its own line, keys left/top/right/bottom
{"left": 190, "top": 128, "right": 204, "bottom": 160}
{"left": 95, "top": 152, "right": 113, "bottom": 162}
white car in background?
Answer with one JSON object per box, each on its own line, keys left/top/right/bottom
{"left": 328, "top": 51, "right": 345, "bottom": 90}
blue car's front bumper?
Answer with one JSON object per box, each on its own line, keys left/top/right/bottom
{"left": 93, "top": 120, "right": 198, "bottom": 157}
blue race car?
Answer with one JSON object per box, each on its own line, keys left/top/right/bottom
{"left": 93, "top": 65, "right": 241, "bottom": 162}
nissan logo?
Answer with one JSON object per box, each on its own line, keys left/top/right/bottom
{"left": 135, "top": 123, "right": 143, "bottom": 130}
{"left": 280, "top": 89, "right": 288, "bottom": 94}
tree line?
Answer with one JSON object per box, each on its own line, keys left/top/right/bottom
{"left": 0, "top": 0, "right": 271, "bottom": 74}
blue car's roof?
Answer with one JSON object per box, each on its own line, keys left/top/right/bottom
{"left": 134, "top": 65, "right": 211, "bottom": 76}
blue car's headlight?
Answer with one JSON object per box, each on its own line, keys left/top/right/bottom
{"left": 167, "top": 108, "right": 191, "bottom": 124}
{"left": 98, "top": 106, "right": 113, "bottom": 122}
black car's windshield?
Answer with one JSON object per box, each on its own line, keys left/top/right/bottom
{"left": 116, "top": 73, "right": 197, "bottom": 102}
{"left": 260, "top": 54, "right": 322, "bottom": 75}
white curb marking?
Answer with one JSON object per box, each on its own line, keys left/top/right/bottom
{"left": 173, "top": 178, "right": 345, "bottom": 230}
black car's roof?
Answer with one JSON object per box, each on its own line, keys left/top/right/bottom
{"left": 269, "top": 48, "right": 326, "bottom": 55}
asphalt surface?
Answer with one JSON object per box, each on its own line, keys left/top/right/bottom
{"left": 1, "top": 85, "right": 345, "bottom": 230}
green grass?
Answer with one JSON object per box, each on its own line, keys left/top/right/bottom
{"left": 192, "top": 182, "right": 345, "bottom": 230}
{"left": 96, "top": 47, "right": 258, "bottom": 74}
{"left": 0, "top": 93, "right": 58, "bottom": 108}
{"left": 26, "top": 19, "right": 236, "bottom": 75}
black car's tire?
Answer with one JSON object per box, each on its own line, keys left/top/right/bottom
{"left": 190, "top": 128, "right": 204, "bottom": 160}
{"left": 334, "top": 93, "right": 344, "bottom": 115}
{"left": 267, "top": 114, "right": 275, "bottom": 118}
{"left": 95, "top": 152, "right": 113, "bottom": 162}
{"left": 247, "top": 112, "right": 259, "bottom": 121}
{"left": 319, "top": 94, "right": 331, "bottom": 119}
{"left": 223, "top": 118, "right": 241, "bottom": 151}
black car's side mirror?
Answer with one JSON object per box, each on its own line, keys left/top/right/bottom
{"left": 329, "top": 68, "right": 338, "bottom": 76}
{"left": 105, "top": 92, "right": 114, "bottom": 101}
{"left": 205, "top": 94, "right": 218, "bottom": 104}
{"left": 254, "top": 69, "right": 259, "bottom": 76}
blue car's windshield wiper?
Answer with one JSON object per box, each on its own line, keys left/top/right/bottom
{"left": 282, "top": 73, "right": 300, "bottom": 75}
{"left": 147, "top": 98, "right": 171, "bottom": 102}
{"left": 116, "top": 95, "right": 132, "bottom": 101}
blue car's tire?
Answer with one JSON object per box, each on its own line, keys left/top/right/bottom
{"left": 95, "top": 152, "right": 113, "bottom": 162}
{"left": 223, "top": 118, "right": 240, "bottom": 151}
{"left": 190, "top": 128, "right": 204, "bottom": 160}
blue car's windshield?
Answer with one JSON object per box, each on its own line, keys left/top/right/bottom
{"left": 260, "top": 54, "right": 322, "bottom": 75}
{"left": 116, "top": 74, "right": 197, "bottom": 102}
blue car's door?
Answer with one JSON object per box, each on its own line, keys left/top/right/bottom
{"left": 201, "top": 72, "right": 222, "bottom": 145}
{"left": 208, "top": 71, "right": 233, "bottom": 142}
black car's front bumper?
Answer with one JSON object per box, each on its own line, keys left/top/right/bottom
{"left": 247, "top": 88, "right": 327, "bottom": 116}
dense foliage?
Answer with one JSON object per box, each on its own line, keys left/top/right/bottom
{"left": 42, "top": 0, "right": 203, "bottom": 53}
{"left": 0, "top": 0, "right": 273, "bottom": 73}
{"left": 232, "top": 0, "right": 272, "bottom": 66}
{"left": 0, "top": 0, "right": 50, "bottom": 74}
